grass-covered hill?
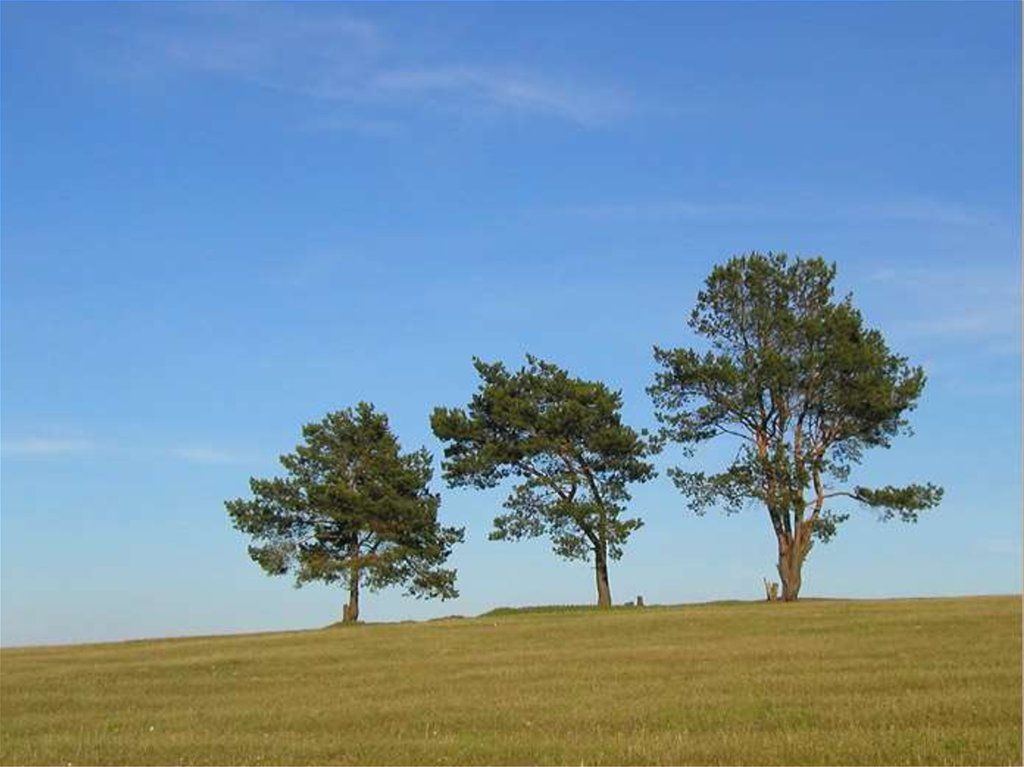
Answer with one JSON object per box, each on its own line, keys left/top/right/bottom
{"left": 1, "top": 595, "right": 1019, "bottom": 765}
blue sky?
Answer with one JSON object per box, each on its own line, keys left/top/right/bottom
{"left": 2, "top": 2, "right": 1020, "bottom": 647}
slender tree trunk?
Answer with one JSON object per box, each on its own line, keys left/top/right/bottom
{"left": 342, "top": 570, "right": 360, "bottom": 622}
{"left": 343, "top": 536, "right": 361, "bottom": 622}
{"left": 594, "top": 542, "right": 612, "bottom": 608}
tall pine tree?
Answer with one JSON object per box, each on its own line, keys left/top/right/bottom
{"left": 650, "top": 253, "right": 942, "bottom": 600}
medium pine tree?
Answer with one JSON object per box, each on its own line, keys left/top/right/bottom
{"left": 431, "top": 356, "right": 656, "bottom": 607}
{"left": 226, "top": 403, "right": 463, "bottom": 622}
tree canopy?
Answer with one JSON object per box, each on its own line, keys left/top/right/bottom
{"left": 225, "top": 402, "right": 464, "bottom": 622}
{"left": 431, "top": 355, "right": 656, "bottom": 607}
{"left": 649, "top": 252, "right": 943, "bottom": 600}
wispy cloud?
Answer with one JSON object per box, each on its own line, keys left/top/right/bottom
{"left": 106, "top": 5, "right": 630, "bottom": 128}
{"left": 562, "top": 195, "right": 1005, "bottom": 227}
{"left": 861, "top": 266, "right": 1020, "bottom": 352}
{"left": 369, "top": 67, "right": 628, "bottom": 125}
{"left": 145, "top": 6, "right": 381, "bottom": 89}
{"left": 847, "top": 199, "right": 998, "bottom": 227}
{"left": 1, "top": 435, "right": 248, "bottom": 464}
{"left": 565, "top": 199, "right": 764, "bottom": 221}
{"left": 168, "top": 446, "right": 243, "bottom": 465}
{"left": 1, "top": 438, "right": 97, "bottom": 456}
{"left": 299, "top": 113, "right": 402, "bottom": 138}
{"left": 865, "top": 267, "right": 900, "bottom": 284}
{"left": 904, "top": 310, "right": 1019, "bottom": 340}
{"left": 973, "top": 537, "right": 1022, "bottom": 557}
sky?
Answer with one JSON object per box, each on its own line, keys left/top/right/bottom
{"left": 1, "top": 2, "right": 1020, "bottom": 647}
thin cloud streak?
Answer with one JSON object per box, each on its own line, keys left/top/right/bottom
{"left": 861, "top": 266, "right": 1020, "bottom": 351}
{"left": 1, "top": 438, "right": 98, "bottom": 456}
{"left": 904, "top": 310, "right": 1020, "bottom": 340}
{"left": 370, "top": 67, "right": 629, "bottom": 125}
{"left": 109, "top": 6, "right": 631, "bottom": 127}
{"left": 848, "top": 199, "right": 998, "bottom": 227}
{"left": 563, "top": 196, "right": 1004, "bottom": 227}
{"left": 565, "top": 200, "right": 764, "bottom": 221}
{"left": 168, "top": 447, "right": 243, "bottom": 465}
{"left": 1, "top": 437, "right": 248, "bottom": 463}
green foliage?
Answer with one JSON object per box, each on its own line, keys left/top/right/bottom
{"left": 853, "top": 483, "right": 946, "bottom": 522}
{"left": 225, "top": 402, "right": 463, "bottom": 601}
{"left": 431, "top": 356, "right": 656, "bottom": 564}
{"left": 649, "top": 252, "right": 943, "bottom": 589}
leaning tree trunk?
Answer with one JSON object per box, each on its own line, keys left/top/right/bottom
{"left": 594, "top": 542, "right": 612, "bottom": 608}
{"left": 776, "top": 528, "right": 812, "bottom": 602}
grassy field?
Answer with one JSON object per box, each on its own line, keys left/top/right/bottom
{"left": 1, "top": 595, "right": 1019, "bottom": 765}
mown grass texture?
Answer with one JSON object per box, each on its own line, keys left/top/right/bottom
{"left": 1, "top": 595, "right": 1019, "bottom": 765}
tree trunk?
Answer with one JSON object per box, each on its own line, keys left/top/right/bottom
{"left": 594, "top": 543, "right": 612, "bottom": 608}
{"left": 777, "top": 551, "right": 801, "bottom": 601}
{"left": 342, "top": 567, "right": 360, "bottom": 622}
{"left": 776, "top": 530, "right": 811, "bottom": 602}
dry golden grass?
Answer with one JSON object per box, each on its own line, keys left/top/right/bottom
{"left": 1, "top": 595, "right": 1019, "bottom": 765}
